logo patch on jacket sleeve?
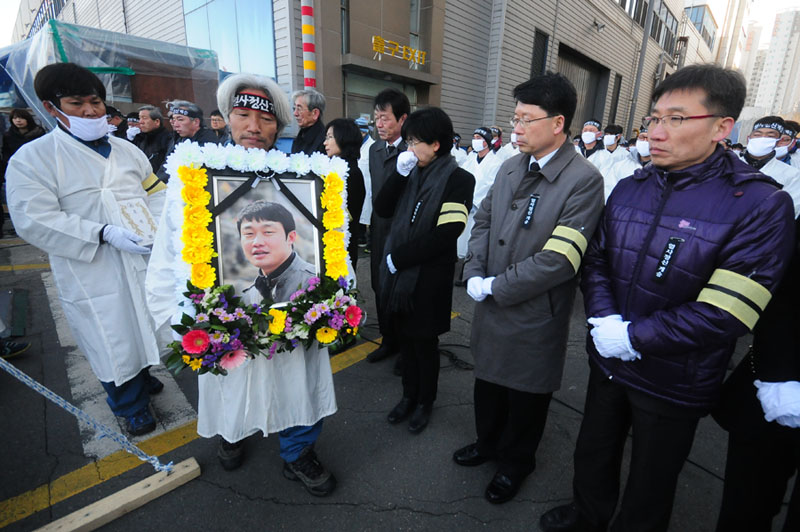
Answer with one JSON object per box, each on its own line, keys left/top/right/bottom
{"left": 654, "top": 237, "right": 684, "bottom": 282}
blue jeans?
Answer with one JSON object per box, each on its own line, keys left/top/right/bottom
{"left": 100, "top": 368, "right": 150, "bottom": 417}
{"left": 278, "top": 419, "right": 323, "bottom": 462}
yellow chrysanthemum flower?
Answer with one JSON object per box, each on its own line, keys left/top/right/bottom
{"left": 268, "top": 308, "right": 287, "bottom": 335}
{"left": 182, "top": 355, "right": 191, "bottom": 364}
{"left": 322, "top": 209, "right": 345, "bottom": 230}
{"left": 316, "top": 326, "right": 338, "bottom": 344}
{"left": 322, "top": 230, "right": 345, "bottom": 247}
{"left": 178, "top": 166, "right": 208, "bottom": 187}
{"left": 191, "top": 263, "right": 216, "bottom": 289}
{"left": 326, "top": 260, "right": 349, "bottom": 279}
{"left": 181, "top": 185, "right": 211, "bottom": 206}
{"left": 182, "top": 227, "right": 214, "bottom": 248}
{"left": 189, "top": 357, "right": 203, "bottom": 371}
{"left": 182, "top": 244, "right": 214, "bottom": 265}
{"left": 184, "top": 205, "right": 212, "bottom": 227}
{"left": 324, "top": 173, "right": 344, "bottom": 194}
{"left": 320, "top": 190, "right": 343, "bottom": 210}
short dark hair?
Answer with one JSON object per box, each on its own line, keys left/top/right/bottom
{"left": 374, "top": 88, "right": 410, "bottom": 121}
{"left": 401, "top": 107, "right": 454, "bottom": 158}
{"left": 9, "top": 108, "right": 35, "bottom": 127}
{"left": 236, "top": 201, "right": 295, "bottom": 236}
{"left": 512, "top": 72, "right": 577, "bottom": 133}
{"left": 105, "top": 105, "right": 123, "bottom": 118}
{"left": 34, "top": 63, "right": 106, "bottom": 105}
{"left": 732, "top": 143, "right": 744, "bottom": 150}
{"left": 210, "top": 109, "right": 223, "bottom": 118}
{"left": 604, "top": 124, "right": 623, "bottom": 135}
{"left": 325, "top": 118, "right": 362, "bottom": 161}
{"left": 651, "top": 65, "right": 746, "bottom": 120}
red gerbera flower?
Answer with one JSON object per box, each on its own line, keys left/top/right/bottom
{"left": 344, "top": 305, "right": 363, "bottom": 328}
{"left": 182, "top": 329, "right": 211, "bottom": 354}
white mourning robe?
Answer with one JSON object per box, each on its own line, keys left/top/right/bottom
{"left": 6, "top": 129, "right": 160, "bottom": 385}
{"left": 457, "top": 149, "right": 502, "bottom": 258}
{"left": 146, "top": 176, "right": 337, "bottom": 443}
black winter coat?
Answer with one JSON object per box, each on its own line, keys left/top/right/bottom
{"left": 1, "top": 125, "right": 45, "bottom": 179}
{"left": 133, "top": 127, "right": 172, "bottom": 173}
{"left": 374, "top": 164, "right": 474, "bottom": 337}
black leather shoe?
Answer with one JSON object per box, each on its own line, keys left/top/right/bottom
{"left": 485, "top": 471, "right": 523, "bottom": 504}
{"left": 367, "top": 343, "right": 397, "bottom": 363}
{"left": 408, "top": 404, "right": 432, "bottom": 434}
{"left": 452, "top": 443, "right": 490, "bottom": 466}
{"left": 387, "top": 397, "right": 415, "bottom": 424}
{"left": 539, "top": 502, "right": 594, "bottom": 532}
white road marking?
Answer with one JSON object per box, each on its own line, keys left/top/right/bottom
{"left": 42, "top": 272, "right": 196, "bottom": 459}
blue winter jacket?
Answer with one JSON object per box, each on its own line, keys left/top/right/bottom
{"left": 581, "top": 146, "right": 796, "bottom": 410}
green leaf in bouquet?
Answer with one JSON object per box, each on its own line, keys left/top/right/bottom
{"left": 180, "top": 313, "right": 196, "bottom": 326}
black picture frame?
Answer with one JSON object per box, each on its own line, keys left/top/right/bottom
{"left": 206, "top": 169, "right": 324, "bottom": 296}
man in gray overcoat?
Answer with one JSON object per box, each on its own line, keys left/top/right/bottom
{"left": 452, "top": 73, "right": 604, "bottom": 504}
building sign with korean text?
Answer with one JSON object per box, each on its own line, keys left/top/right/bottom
{"left": 372, "top": 35, "right": 427, "bottom": 66}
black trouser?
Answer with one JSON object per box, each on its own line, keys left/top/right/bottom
{"left": 397, "top": 333, "right": 440, "bottom": 405}
{"left": 474, "top": 378, "right": 552, "bottom": 479}
{"left": 716, "top": 430, "right": 800, "bottom": 532}
{"left": 573, "top": 366, "right": 699, "bottom": 532}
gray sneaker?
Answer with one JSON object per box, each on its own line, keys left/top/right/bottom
{"left": 282, "top": 446, "right": 337, "bottom": 497}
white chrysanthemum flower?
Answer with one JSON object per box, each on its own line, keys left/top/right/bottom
{"left": 309, "top": 152, "right": 331, "bottom": 177}
{"left": 202, "top": 143, "right": 229, "bottom": 169}
{"left": 288, "top": 152, "right": 312, "bottom": 176}
{"left": 168, "top": 201, "right": 183, "bottom": 229}
{"left": 266, "top": 149, "right": 290, "bottom": 174}
{"left": 171, "top": 230, "right": 184, "bottom": 255}
{"left": 329, "top": 156, "right": 349, "bottom": 178}
{"left": 226, "top": 144, "right": 250, "bottom": 171}
{"left": 246, "top": 148, "right": 269, "bottom": 172}
{"left": 177, "top": 140, "right": 206, "bottom": 167}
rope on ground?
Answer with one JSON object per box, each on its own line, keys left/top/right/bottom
{"left": 0, "top": 357, "right": 173, "bottom": 474}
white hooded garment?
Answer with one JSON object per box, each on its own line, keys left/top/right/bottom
{"left": 741, "top": 154, "right": 800, "bottom": 219}
{"left": 5, "top": 128, "right": 161, "bottom": 385}
{"left": 587, "top": 147, "right": 641, "bottom": 202}
{"left": 146, "top": 168, "right": 337, "bottom": 442}
{"left": 457, "top": 149, "right": 502, "bottom": 258}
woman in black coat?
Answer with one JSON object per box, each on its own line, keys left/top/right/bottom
{"left": 2, "top": 108, "right": 45, "bottom": 236}
{"left": 373, "top": 107, "right": 475, "bottom": 433}
{"left": 324, "top": 118, "right": 366, "bottom": 269}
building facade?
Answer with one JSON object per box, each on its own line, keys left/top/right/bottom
{"left": 753, "top": 9, "right": 800, "bottom": 116}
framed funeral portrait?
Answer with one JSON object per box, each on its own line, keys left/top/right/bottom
{"left": 209, "top": 171, "right": 324, "bottom": 296}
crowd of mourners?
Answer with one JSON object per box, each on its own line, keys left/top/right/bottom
{"left": 1, "top": 60, "right": 798, "bottom": 531}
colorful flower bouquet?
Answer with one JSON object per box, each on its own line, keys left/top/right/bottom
{"left": 162, "top": 144, "right": 364, "bottom": 376}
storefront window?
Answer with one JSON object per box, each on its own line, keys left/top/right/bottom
{"left": 183, "top": 0, "right": 276, "bottom": 78}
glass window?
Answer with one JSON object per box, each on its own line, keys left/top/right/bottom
{"left": 207, "top": 0, "right": 240, "bottom": 73}
{"left": 184, "top": 0, "right": 209, "bottom": 14}
{"left": 184, "top": 7, "right": 211, "bottom": 51}
{"left": 236, "top": 0, "right": 276, "bottom": 77}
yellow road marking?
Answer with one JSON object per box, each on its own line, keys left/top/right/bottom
{"left": 0, "top": 420, "right": 199, "bottom": 528}
{"left": 0, "top": 263, "right": 50, "bottom": 272}
{"left": 330, "top": 338, "right": 381, "bottom": 373}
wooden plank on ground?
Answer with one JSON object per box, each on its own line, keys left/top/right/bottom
{"left": 35, "top": 457, "right": 201, "bottom": 532}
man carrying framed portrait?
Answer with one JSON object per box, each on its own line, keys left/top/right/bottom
{"left": 146, "top": 73, "right": 338, "bottom": 497}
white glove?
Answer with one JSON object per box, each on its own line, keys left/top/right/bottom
{"left": 754, "top": 380, "right": 800, "bottom": 427}
{"left": 386, "top": 254, "right": 397, "bottom": 274}
{"left": 107, "top": 123, "right": 117, "bottom": 132}
{"left": 588, "top": 317, "right": 641, "bottom": 361}
{"left": 126, "top": 126, "right": 140, "bottom": 141}
{"left": 102, "top": 224, "right": 150, "bottom": 254}
{"left": 467, "top": 276, "right": 486, "bottom": 302}
{"left": 396, "top": 151, "right": 419, "bottom": 176}
{"left": 481, "top": 276, "right": 495, "bottom": 296}
{"left": 587, "top": 314, "right": 623, "bottom": 326}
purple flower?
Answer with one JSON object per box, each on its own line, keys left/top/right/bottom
{"left": 202, "top": 353, "right": 218, "bottom": 366}
{"left": 210, "top": 331, "right": 224, "bottom": 342}
{"left": 212, "top": 307, "right": 226, "bottom": 316}
{"left": 229, "top": 339, "right": 244, "bottom": 350}
{"left": 218, "top": 294, "right": 228, "bottom": 309}
{"left": 304, "top": 307, "right": 321, "bottom": 325}
{"left": 252, "top": 303, "right": 263, "bottom": 313}
{"left": 290, "top": 339, "right": 299, "bottom": 349}
{"left": 307, "top": 276, "right": 320, "bottom": 291}
{"left": 328, "top": 312, "right": 344, "bottom": 331}
{"left": 196, "top": 313, "right": 209, "bottom": 323}
{"left": 338, "top": 276, "right": 348, "bottom": 288}
{"left": 220, "top": 313, "right": 234, "bottom": 323}
{"left": 317, "top": 302, "right": 330, "bottom": 315}
{"left": 284, "top": 316, "right": 293, "bottom": 333}
{"left": 233, "top": 307, "right": 247, "bottom": 319}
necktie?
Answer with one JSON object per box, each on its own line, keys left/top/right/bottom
{"left": 526, "top": 162, "right": 541, "bottom": 178}
{"left": 387, "top": 144, "right": 396, "bottom": 156}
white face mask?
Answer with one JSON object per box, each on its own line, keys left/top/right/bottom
{"left": 51, "top": 103, "right": 109, "bottom": 141}
{"left": 472, "top": 138, "right": 486, "bottom": 152}
{"left": 510, "top": 132, "right": 518, "bottom": 145}
{"left": 603, "top": 134, "right": 618, "bottom": 147}
{"left": 747, "top": 137, "right": 778, "bottom": 158}
{"left": 775, "top": 145, "right": 789, "bottom": 158}
{"left": 581, "top": 131, "right": 598, "bottom": 145}
{"left": 635, "top": 140, "right": 650, "bottom": 157}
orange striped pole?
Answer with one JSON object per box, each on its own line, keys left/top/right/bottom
{"left": 301, "top": 0, "right": 316, "bottom": 88}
